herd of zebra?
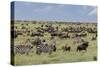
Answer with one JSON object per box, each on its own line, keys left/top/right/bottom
{"left": 12, "top": 38, "right": 56, "bottom": 55}
{"left": 13, "top": 38, "right": 56, "bottom": 55}
{"left": 12, "top": 37, "right": 90, "bottom": 56}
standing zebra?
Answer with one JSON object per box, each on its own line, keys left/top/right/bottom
{"left": 14, "top": 45, "right": 33, "bottom": 55}
{"left": 36, "top": 40, "right": 56, "bottom": 55}
{"left": 36, "top": 44, "right": 53, "bottom": 55}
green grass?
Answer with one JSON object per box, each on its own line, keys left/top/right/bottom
{"left": 12, "top": 22, "right": 97, "bottom": 65}
{"left": 14, "top": 44, "right": 97, "bottom": 65}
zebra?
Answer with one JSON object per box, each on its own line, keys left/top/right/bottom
{"left": 34, "top": 39, "right": 56, "bottom": 55}
{"left": 14, "top": 45, "right": 33, "bottom": 55}
{"left": 36, "top": 44, "right": 53, "bottom": 55}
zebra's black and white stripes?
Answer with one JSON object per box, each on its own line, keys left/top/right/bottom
{"left": 14, "top": 45, "right": 33, "bottom": 55}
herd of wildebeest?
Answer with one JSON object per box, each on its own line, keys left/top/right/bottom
{"left": 11, "top": 21, "right": 97, "bottom": 62}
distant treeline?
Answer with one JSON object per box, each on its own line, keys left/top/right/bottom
{"left": 11, "top": 20, "right": 97, "bottom": 24}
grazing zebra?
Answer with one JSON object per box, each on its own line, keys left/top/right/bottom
{"left": 36, "top": 44, "right": 54, "bottom": 55}
{"left": 36, "top": 39, "right": 57, "bottom": 55}
{"left": 14, "top": 45, "right": 33, "bottom": 55}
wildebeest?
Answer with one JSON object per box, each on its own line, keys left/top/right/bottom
{"left": 91, "top": 35, "right": 97, "bottom": 41}
{"left": 73, "top": 37, "right": 85, "bottom": 44}
{"left": 62, "top": 45, "right": 71, "bottom": 52}
{"left": 44, "top": 25, "right": 56, "bottom": 33}
{"left": 75, "top": 32, "right": 87, "bottom": 37}
{"left": 77, "top": 41, "right": 89, "bottom": 51}
{"left": 50, "top": 45, "right": 56, "bottom": 52}
{"left": 50, "top": 32, "right": 58, "bottom": 37}
{"left": 14, "top": 45, "right": 33, "bottom": 55}
{"left": 87, "top": 28, "right": 97, "bottom": 33}
{"left": 59, "top": 32, "right": 70, "bottom": 39}
{"left": 31, "top": 32, "right": 44, "bottom": 37}
{"left": 50, "top": 39, "right": 57, "bottom": 52}
{"left": 93, "top": 56, "right": 97, "bottom": 61}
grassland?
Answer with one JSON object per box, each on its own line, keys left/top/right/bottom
{"left": 12, "top": 21, "right": 97, "bottom": 65}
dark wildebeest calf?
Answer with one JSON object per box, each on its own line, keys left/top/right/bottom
{"left": 77, "top": 41, "right": 89, "bottom": 52}
{"left": 62, "top": 45, "right": 71, "bottom": 52}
